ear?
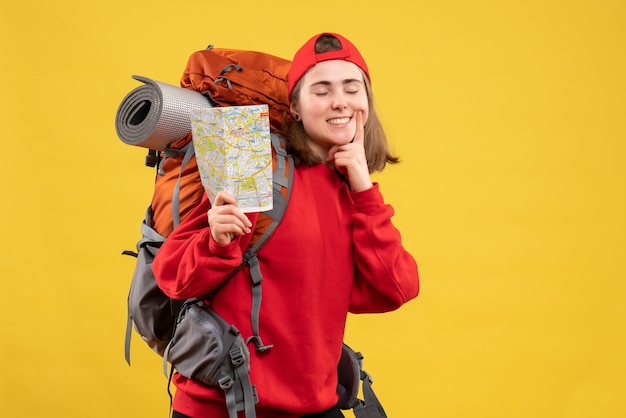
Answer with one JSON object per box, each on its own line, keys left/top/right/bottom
{"left": 289, "top": 102, "right": 299, "bottom": 116}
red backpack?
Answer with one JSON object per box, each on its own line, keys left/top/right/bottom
{"left": 119, "top": 44, "right": 294, "bottom": 350}
{"left": 118, "top": 45, "right": 387, "bottom": 418}
{"left": 138, "top": 46, "right": 293, "bottom": 238}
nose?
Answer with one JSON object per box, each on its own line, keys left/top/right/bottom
{"left": 332, "top": 92, "right": 348, "bottom": 110}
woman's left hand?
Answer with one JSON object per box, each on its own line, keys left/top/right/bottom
{"left": 327, "top": 110, "right": 373, "bottom": 192}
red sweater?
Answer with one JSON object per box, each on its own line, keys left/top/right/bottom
{"left": 152, "top": 162, "right": 419, "bottom": 417}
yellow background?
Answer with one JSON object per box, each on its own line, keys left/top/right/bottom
{"left": 1, "top": 0, "right": 624, "bottom": 417}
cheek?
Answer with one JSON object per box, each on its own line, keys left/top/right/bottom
{"left": 301, "top": 119, "right": 316, "bottom": 135}
{"left": 361, "top": 109, "right": 370, "bottom": 125}
{"left": 355, "top": 95, "right": 370, "bottom": 119}
{"left": 358, "top": 102, "right": 370, "bottom": 124}
{"left": 300, "top": 101, "right": 324, "bottom": 120}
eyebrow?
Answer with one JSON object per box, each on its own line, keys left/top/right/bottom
{"left": 309, "top": 79, "right": 363, "bottom": 88}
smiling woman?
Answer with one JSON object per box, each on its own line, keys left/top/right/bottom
{"left": 285, "top": 33, "right": 398, "bottom": 172}
{"left": 4, "top": 0, "right": 624, "bottom": 415}
{"left": 292, "top": 60, "right": 370, "bottom": 164}
{"left": 151, "top": 32, "right": 420, "bottom": 418}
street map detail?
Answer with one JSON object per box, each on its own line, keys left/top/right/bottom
{"left": 190, "top": 105, "right": 273, "bottom": 213}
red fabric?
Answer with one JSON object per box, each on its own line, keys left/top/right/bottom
{"left": 287, "top": 33, "right": 370, "bottom": 99}
{"left": 152, "top": 163, "right": 419, "bottom": 418}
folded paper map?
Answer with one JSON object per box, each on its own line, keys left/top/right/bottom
{"left": 190, "top": 105, "right": 273, "bottom": 213}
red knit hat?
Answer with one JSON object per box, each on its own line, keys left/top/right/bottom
{"left": 287, "top": 32, "right": 370, "bottom": 100}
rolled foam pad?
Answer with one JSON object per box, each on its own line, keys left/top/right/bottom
{"left": 115, "top": 75, "right": 212, "bottom": 150}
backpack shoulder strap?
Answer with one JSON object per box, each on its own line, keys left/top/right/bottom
{"left": 353, "top": 371, "right": 388, "bottom": 418}
{"left": 245, "top": 133, "right": 293, "bottom": 352}
{"left": 164, "top": 141, "right": 196, "bottom": 229}
{"left": 339, "top": 344, "right": 388, "bottom": 418}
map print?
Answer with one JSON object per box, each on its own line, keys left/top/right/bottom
{"left": 190, "top": 105, "right": 273, "bottom": 213}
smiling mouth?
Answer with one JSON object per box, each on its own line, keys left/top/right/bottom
{"left": 327, "top": 117, "right": 351, "bottom": 125}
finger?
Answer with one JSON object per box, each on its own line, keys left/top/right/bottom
{"left": 208, "top": 213, "right": 252, "bottom": 242}
{"left": 209, "top": 207, "right": 252, "bottom": 229}
{"left": 215, "top": 219, "right": 251, "bottom": 235}
{"left": 352, "top": 110, "right": 365, "bottom": 145}
{"left": 208, "top": 193, "right": 252, "bottom": 230}
{"left": 327, "top": 145, "right": 339, "bottom": 162}
{"left": 213, "top": 190, "right": 237, "bottom": 207}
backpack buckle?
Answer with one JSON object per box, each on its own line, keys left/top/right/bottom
{"left": 230, "top": 346, "right": 245, "bottom": 367}
{"left": 218, "top": 375, "right": 234, "bottom": 390}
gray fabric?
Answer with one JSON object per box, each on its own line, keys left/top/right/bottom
{"left": 337, "top": 345, "right": 388, "bottom": 418}
{"left": 336, "top": 344, "right": 362, "bottom": 410}
{"left": 125, "top": 239, "right": 183, "bottom": 361}
{"left": 164, "top": 302, "right": 257, "bottom": 418}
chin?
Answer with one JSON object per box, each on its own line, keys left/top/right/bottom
{"left": 338, "top": 135, "right": 355, "bottom": 144}
{"left": 328, "top": 130, "right": 355, "bottom": 144}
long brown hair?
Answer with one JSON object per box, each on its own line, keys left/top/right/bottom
{"left": 284, "top": 35, "right": 399, "bottom": 173}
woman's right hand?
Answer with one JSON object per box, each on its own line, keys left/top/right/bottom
{"left": 207, "top": 191, "right": 252, "bottom": 244}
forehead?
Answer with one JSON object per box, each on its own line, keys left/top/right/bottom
{"left": 301, "top": 60, "right": 365, "bottom": 85}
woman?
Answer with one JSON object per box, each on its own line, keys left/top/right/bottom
{"left": 152, "top": 32, "right": 419, "bottom": 418}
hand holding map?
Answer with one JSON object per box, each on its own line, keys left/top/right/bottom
{"left": 190, "top": 105, "right": 273, "bottom": 213}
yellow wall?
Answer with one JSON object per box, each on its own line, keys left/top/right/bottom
{"left": 1, "top": 0, "right": 625, "bottom": 417}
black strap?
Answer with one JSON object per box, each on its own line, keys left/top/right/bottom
{"left": 352, "top": 369, "right": 388, "bottom": 418}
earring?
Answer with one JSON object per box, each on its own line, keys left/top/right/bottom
{"left": 294, "top": 114, "right": 301, "bottom": 122}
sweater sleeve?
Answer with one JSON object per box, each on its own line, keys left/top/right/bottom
{"left": 348, "top": 183, "right": 419, "bottom": 313}
{"left": 151, "top": 193, "right": 258, "bottom": 300}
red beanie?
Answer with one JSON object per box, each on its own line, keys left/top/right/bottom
{"left": 287, "top": 32, "right": 370, "bottom": 100}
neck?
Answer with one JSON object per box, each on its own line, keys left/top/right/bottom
{"left": 307, "top": 140, "right": 331, "bottom": 163}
